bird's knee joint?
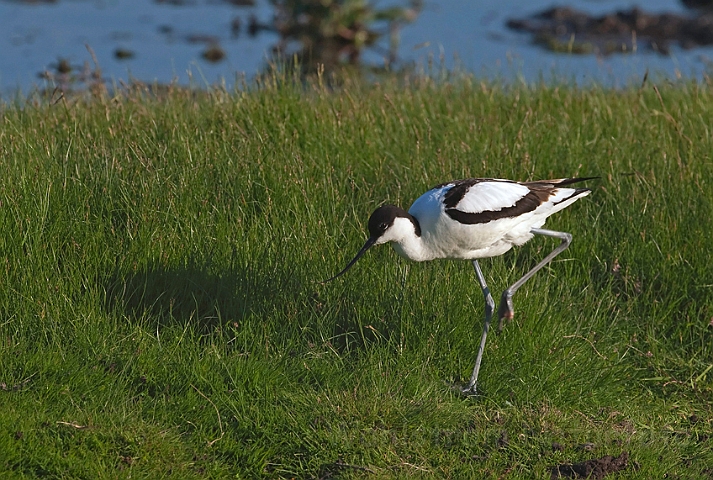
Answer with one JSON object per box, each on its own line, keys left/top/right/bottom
{"left": 484, "top": 296, "right": 495, "bottom": 314}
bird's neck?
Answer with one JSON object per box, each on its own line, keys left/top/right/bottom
{"left": 388, "top": 216, "right": 430, "bottom": 262}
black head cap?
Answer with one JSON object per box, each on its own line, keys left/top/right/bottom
{"left": 367, "top": 205, "right": 420, "bottom": 239}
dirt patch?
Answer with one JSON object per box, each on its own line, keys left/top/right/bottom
{"left": 550, "top": 451, "right": 629, "bottom": 479}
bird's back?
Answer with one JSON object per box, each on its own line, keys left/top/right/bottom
{"left": 407, "top": 178, "right": 591, "bottom": 260}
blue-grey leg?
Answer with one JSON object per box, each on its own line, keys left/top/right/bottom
{"left": 497, "top": 228, "right": 572, "bottom": 331}
{"left": 462, "top": 259, "right": 495, "bottom": 395}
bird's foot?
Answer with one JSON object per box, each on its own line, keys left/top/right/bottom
{"left": 497, "top": 291, "right": 514, "bottom": 332}
{"left": 457, "top": 382, "right": 479, "bottom": 397}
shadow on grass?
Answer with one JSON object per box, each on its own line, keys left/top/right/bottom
{"left": 103, "top": 257, "right": 412, "bottom": 357}
{"left": 104, "top": 260, "right": 290, "bottom": 334}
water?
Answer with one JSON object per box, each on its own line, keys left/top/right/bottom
{"left": 399, "top": 0, "right": 712, "bottom": 85}
{"left": 1, "top": 0, "right": 712, "bottom": 96}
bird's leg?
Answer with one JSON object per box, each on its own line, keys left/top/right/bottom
{"left": 463, "top": 259, "right": 495, "bottom": 395}
{"left": 497, "top": 228, "right": 572, "bottom": 331}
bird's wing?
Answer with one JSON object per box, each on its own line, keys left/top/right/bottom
{"left": 453, "top": 180, "right": 531, "bottom": 213}
{"left": 443, "top": 179, "right": 550, "bottom": 225}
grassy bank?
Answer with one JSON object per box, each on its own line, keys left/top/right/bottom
{"left": 1, "top": 75, "right": 712, "bottom": 478}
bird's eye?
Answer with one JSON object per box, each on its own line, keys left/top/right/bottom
{"left": 379, "top": 222, "right": 388, "bottom": 230}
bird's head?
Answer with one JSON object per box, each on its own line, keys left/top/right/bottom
{"left": 322, "top": 205, "right": 416, "bottom": 282}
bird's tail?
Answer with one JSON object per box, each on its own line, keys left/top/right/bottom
{"left": 524, "top": 176, "right": 599, "bottom": 187}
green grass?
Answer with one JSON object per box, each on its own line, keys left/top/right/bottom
{"left": 1, "top": 74, "right": 712, "bottom": 478}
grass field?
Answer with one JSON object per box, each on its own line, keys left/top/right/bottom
{"left": 1, "top": 73, "right": 712, "bottom": 478}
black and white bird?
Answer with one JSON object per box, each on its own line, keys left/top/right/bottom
{"left": 324, "top": 176, "right": 595, "bottom": 394}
